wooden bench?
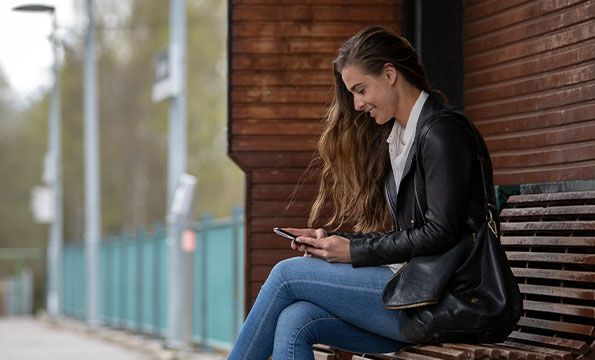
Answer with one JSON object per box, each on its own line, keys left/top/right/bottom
{"left": 314, "top": 190, "right": 595, "bottom": 360}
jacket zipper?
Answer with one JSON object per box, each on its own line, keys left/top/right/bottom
{"left": 385, "top": 182, "right": 398, "bottom": 229}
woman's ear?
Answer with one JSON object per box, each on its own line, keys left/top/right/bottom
{"left": 383, "top": 63, "right": 397, "bottom": 86}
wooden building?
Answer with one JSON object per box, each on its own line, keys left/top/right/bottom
{"left": 227, "top": 0, "right": 595, "bottom": 311}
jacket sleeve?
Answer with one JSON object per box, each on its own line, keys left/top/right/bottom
{"left": 349, "top": 118, "right": 475, "bottom": 267}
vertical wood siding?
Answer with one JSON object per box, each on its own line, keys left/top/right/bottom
{"left": 228, "top": 0, "right": 401, "bottom": 310}
{"left": 463, "top": 0, "right": 595, "bottom": 185}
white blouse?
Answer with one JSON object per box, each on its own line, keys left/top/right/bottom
{"left": 385, "top": 90, "right": 428, "bottom": 272}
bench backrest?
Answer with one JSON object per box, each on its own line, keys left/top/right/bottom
{"left": 500, "top": 191, "right": 595, "bottom": 359}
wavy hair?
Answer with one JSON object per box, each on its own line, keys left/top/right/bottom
{"left": 308, "top": 26, "right": 432, "bottom": 232}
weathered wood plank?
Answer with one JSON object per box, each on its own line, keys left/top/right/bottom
{"left": 493, "top": 161, "right": 595, "bottom": 186}
{"left": 464, "top": 1, "right": 591, "bottom": 55}
{"left": 491, "top": 142, "right": 595, "bottom": 169}
{"left": 522, "top": 300, "right": 594, "bottom": 318}
{"left": 231, "top": 152, "right": 318, "bottom": 169}
{"left": 518, "top": 283, "right": 595, "bottom": 300}
{"left": 483, "top": 115, "right": 595, "bottom": 151}
{"left": 467, "top": 82, "right": 595, "bottom": 122}
{"left": 501, "top": 341, "right": 573, "bottom": 360}
{"left": 518, "top": 317, "right": 594, "bottom": 337}
{"left": 509, "top": 331, "right": 589, "bottom": 354}
{"left": 233, "top": 5, "right": 397, "bottom": 22}
{"left": 500, "top": 205, "right": 595, "bottom": 219}
{"left": 505, "top": 251, "right": 595, "bottom": 264}
{"left": 501, "top": 236, "right": 595, "bottom": 247}
{"left": 465, "top": 63, "right": 595, "bottom": 105}
{"left": 512, "top": 267, "right": 595, "bottom": 282}
{"left": 505, "top": 191, "right": 595, "bottom": 205}
{"left": 232, "top": 87, "right": 330, "bottom": 103}
{"left": 464, "top": 20, "right": 594, "bottom": 72}
{"left": 232, "top": 120, "right": 324, "bottom": 135}
{"left": 501, "top": 221, "right": 595, "bottom": 232}
{"left": 406, "top": 345, "right": 467, "bottom": 360}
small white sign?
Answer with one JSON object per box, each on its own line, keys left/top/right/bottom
{"left": 171, "top": 174, "right": 197, "bottom": 218}
{"left": 152, "top": 45, "right": 181, "bottom": 102}
{"left": 31, "top": 186, "right": 54, "bottom": 223}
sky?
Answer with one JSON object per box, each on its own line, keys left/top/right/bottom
{"left": 0, "top": 0, "right": 79, "bottom": 100}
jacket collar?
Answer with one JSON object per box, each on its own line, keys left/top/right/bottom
{"left": 398, "top": 91, "right": 450, "bottom": 181}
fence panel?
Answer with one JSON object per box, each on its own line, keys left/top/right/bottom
{"left": 61, "top": 211, "right": 243, "bottom": 348}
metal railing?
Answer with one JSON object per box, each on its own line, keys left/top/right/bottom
{"left": 1, "top": 269, "right": 33, "bottom": 316}
{"left": 61, "top": 209, "right": 244, "bottom": 349}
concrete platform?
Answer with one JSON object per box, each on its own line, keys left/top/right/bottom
{"left": 0, "top": 316, "right": 227, "bottom": 360}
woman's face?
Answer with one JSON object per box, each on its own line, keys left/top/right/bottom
{"left": 341, "top": 64, "right": 397, "bottom": 125}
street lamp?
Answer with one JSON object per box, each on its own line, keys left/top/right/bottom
{"left": 13, "top": 3, "right": 63, "bottom": 318}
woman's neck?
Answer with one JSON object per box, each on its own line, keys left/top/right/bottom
{"left": 394, "top": 85, "right": 422, "bottom": 128}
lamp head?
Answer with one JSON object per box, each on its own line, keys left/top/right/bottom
{"left": 12, "top": 4, "right": 55, "bottom": 13}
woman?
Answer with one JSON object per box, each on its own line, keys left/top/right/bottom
{"left": 228, "top": 26, "right": 514, "bottom": 360}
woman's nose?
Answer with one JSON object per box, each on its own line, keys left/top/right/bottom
{"left": 354, "top": 96, "right": 364, "bottom": 111}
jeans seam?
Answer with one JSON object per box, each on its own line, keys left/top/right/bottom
{"left": 291, "top": 317, "right": 339, "bottom": 360}
{"left": 284, "top": 279, "right": 384, "bottom": 293}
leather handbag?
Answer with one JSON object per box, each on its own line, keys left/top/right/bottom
{"left": 382, "top": 113, "right": 522, "bottom": 343}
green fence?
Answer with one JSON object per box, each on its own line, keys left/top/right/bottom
{"left": 61, "top": 209, "right": 244, "bottom": 349}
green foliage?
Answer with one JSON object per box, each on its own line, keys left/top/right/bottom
{"left": 58, "top": 0, "right": 243, "bottom": 239}
{"left": 0, "top": 0, "right": 243, "bottom": 297}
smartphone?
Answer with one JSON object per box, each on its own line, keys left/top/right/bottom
{"left": 273, "top": 227, "right": 300, "bottom": 242}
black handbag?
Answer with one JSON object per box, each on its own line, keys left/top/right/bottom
{"left": 382, "top": 113, "right": 522, "bottom": 343}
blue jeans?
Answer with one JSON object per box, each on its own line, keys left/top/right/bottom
{"left": 228, "top": 257, "right": 410, "bottom": 360}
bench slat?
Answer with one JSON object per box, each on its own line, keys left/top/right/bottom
{"left": 441, "top": 343, "right": 487, "bottom": 357}
{"left": 523, "top": 300, "right": 594, "bottom": 318}
{"left": 501, "top": 236, "right": 595, "bottom": 247}
{"left": 391, "top": 352, "right": 443, "bottom": 360}
{"left": 506, "top": 251, "right": 595, "bottom": 264}
{"left": 501, "top": 341, "right": 574, "bottom": 360}
{"left": 509, "top": 331, "right": 589, "bottom": 354}
{"left": 500, "top": 221, "right": 595, "bottom": 232}
{"left": 506, "top": 192, "right": 595, "bottom": 205}
{"left": 518, "top": 317, "right": 595, "bottom": 337}
{"left": 518, "top": 284, "right": 595, "bottom": 301}
{"left": 482, "top": 343, "right": 546, "bottom": 359}
{"left": 512, "top": 268, "right": 595, "bottom": 282}
{"left": 407, "top": 345, "right": 467, "bottom": 360}
{"left": 500, "top": 206, "right": 595, "bottom": 219}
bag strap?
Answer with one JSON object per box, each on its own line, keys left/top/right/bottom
{"left": 415, "top": 110, "right": 498, "bottom": 236}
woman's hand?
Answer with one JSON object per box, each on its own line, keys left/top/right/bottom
{"left": 284, "top": 228, "right": 323, "bottom": 258}
{"left": 285, "top": 227, "right": 351, "bottom": 263}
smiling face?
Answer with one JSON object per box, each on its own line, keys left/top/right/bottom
{"left": 341, "top": 64, "right": 398, "bottom": 125}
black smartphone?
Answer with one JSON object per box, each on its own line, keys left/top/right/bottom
{"left": 273, "top": 227, "right": 300, "bottom": 242}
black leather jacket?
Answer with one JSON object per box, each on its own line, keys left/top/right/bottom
{"left": 331, "top": 93, "right": 490, "bottom": 267}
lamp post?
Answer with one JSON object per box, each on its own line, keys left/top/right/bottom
{"left": 13, "top": 4, "right": 62, "bottom": 317}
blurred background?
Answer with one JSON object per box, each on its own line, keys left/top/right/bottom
{"left": 0, "top": 0, "right": 243, "bottom": 328}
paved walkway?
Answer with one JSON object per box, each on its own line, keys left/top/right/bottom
{"left": 0, "top": 317, "right": 151, "bottom": 360}
{"left": 0, "top": 317, "right": 227, "bottom": 360}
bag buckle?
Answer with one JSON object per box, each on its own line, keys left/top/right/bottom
{"left": 487, "top": 209, "right": 498, "bottom": 237}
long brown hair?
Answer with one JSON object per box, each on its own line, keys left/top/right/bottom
{"left": 309, "top": 26, "right": 432, "bottom": 232}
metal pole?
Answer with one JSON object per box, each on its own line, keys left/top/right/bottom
{"left": 166, "top": 0, "right": 187, "bottom": 348}
{"left": 47, "top": 10, "right": 63, "bottom": 318}
{"left": 84, "top": 0, "right": 101, "bottom": 327}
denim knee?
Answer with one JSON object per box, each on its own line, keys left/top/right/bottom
{"left": 268, "top": 257, "right": 304, "bottom": 283}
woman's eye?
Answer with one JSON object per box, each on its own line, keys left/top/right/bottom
{"left": 357, "top": 89, "right": 365, "bottom": 95}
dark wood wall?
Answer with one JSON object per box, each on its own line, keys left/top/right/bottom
{"left": 228, "top": 0, "right": 402, "bottom": 310}
{"left": 463, "top": 0, "right": 595, "bottom": 185}
{"left": 228, "top": 0, "right": 594, "bottom": 313}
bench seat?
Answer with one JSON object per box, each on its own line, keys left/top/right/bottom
{"left": 315, "top": 190, "right": 595, "bottom": 360}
